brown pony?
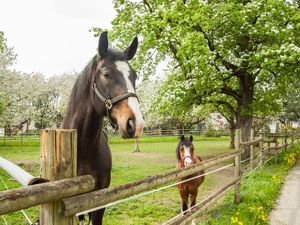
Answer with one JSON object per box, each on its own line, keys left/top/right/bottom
{"left": 176, "top": 135, "right": 205, "bottom": 213}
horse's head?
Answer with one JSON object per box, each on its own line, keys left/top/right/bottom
{"left": 178, "top": 135, "right": 195, "bottom": 166}
{"left": 91, "top": 32, "right": 144, "bottom": 138}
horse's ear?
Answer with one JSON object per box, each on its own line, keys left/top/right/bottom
{"left": 190, "top": 135, "right": 193, "bottom": 142}
{"left": 123, "top": 37, "right": 138, "bottom": 60}
{"left": 98, "top": 31, "right": 108, "bottom": 58}
{"left": 181, "top": 135, "right": 185, "bottom": 141}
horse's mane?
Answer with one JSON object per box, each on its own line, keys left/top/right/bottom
{"left": 176, "top": 142, "right": 182, "bottom": 161}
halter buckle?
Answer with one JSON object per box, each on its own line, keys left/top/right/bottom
{"left": 105, "top": 100, "right": 113, "bottom": 110}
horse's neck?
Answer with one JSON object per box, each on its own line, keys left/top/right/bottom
{"left": 61, "top": 99, "right": 104, "bottom": 148}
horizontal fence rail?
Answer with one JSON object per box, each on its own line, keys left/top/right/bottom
{"left": 62, "top": 150, "right": 241, "bottom": 216}
{"left": 0, "top": 175, "right": 95, "bottom": 215}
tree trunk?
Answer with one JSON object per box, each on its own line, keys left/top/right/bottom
{"left": 239, "top": 115, "right": 252, "bottom": 159}
{"left": 229, "top": 127, "right": 235, "bottom": 149}
{"left": 237, "top": 71, "right": 254, "bottom": 160}
{"left": 228, "top": 117, "right": 236, "bottom": 149}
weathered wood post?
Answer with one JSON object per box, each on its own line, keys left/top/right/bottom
{"left": 40, "top": 129, "right": 77, "bottom": 225}
{"left": 274, "top": 137, "right": 279, "bottom": 163}
{"left": 234, "top": 129, "right": 241, "bottom": 204}
{"left": 249, "top": 128, "right": 254, "bottom": 170}
{"left": 259, "top": 129, "right": 264, "bottom": 168}
{"left": 291, "top": 130, "right": 294, "bottom": 147}
{"left": 284, "top": 129, "right": 288, "bottom": 151}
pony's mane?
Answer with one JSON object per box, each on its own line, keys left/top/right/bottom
{"left": 176, "top": 141, "right": 183, "bottom": 161}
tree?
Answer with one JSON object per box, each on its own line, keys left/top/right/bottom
{"left": 96, "top": 0, "right": 300, "bottom": 159}
{"left": 279, "top": 79, "right": 300, "bottom": 125}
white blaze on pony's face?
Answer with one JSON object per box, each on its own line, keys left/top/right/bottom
{"left": 113, "top": 61, "right": 145, "bottom": 138}
{"left": 183, "top": 146, "right": 193, "bottom": 166}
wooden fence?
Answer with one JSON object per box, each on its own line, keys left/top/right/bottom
{"left": 0, "top": 129, "right": 299, "bottom": 225}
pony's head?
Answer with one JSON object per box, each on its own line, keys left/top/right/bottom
{"left": 91, "top": 31, "right": 144, "bottom": 138}
{"left": 178, "top": 135, "right": 195, "bottom": 166}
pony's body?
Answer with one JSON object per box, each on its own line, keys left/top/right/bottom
{"left": 176, "top": 136, "right": 205, "bottom": 213}
{"left": 61, "top": 32, "right": 144, "bottom": 224}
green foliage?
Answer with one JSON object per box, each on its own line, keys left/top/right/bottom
{"left": 104, "top": 0, "right": 300, "bottom": 130}
{"left": 0, "top": 31, "right": 4, "bottom": 53}
{"left": 0, "top": 93, "right": 4, "bottom": 116}
{"left": 278, "top": 79, "right": 300, "bottom": 124}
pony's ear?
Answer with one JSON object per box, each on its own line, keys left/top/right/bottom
{"left": 123, "top": 37, "right": 138, "bottom": 60}
{"left": 181, "top": 135, "right": 185, "bottom": 141}
{"left": 190, "top": 135, "right": 193, "bottom": 142}
{"left": 98, "top": 31, "right": 108, "bottom": 58}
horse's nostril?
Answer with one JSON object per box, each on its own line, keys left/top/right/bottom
{"left": 126, "top": 119, "right": 135, "bottom": 137}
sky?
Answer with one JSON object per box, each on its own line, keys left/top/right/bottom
{"left": 0, "top": 0, "right": 116, "bottom": 77}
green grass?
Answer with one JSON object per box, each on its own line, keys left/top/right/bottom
{"left": 0, "top": 135, "right": 232, "bottom": 224}
{"left": 1, "top": 136, "right": 297, "bottom": 225}
{"left": 197, "top": 145, "right": 300, "bottom": 225}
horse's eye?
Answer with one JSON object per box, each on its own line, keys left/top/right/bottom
{"left": 103, "top": 73, "right": 109, "bottom": 78}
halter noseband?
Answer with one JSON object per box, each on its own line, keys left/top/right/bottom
{"left": 92, "top": 82, "right": 138, "bottom": 128}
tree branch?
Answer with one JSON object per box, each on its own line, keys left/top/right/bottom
{"left": 142, "top": 0, "right": 152, "bottom": 13}
{"left": 192, "top": 24, "right": 239, "bottom": 73}
{"left": 220, "top": 86, "right": 241, "bottom": 102}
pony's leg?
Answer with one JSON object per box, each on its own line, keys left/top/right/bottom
{"left": 91, "top": 208, "right": 106, "bottom": 225}
{"left": 179, "top": 190, "right": 189, "bottom": 214}
{"left": 189, "top": 189, "right": 198, "bottom": 208}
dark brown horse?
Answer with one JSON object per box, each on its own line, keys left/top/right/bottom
{"left": 60, "top": 31, "right": 145, "bottom": 225}
{"left": 176, "top": 135, "right": 205, "bottom": 213}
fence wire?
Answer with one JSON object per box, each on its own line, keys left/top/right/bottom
{"left": 77, "top": 163, "right": 235, "bottom": 216}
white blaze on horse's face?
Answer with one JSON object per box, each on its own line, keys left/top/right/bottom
{"left": 114, "top": 61, "right": 145, "bottom": 138}
{"left": 183, "top": 146, "right": 193, "bottom": 166}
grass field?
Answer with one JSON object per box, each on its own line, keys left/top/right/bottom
{"left": 1, "top": 136, "right": 298, "bottom": 225}
{"left": 0, "top": 135, "right": 233, "bottom": 225}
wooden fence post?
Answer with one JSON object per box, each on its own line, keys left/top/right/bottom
{"left": 234, "top": 129, "right": 241, "bottom": 204}
{"left": 40, "top": 129, "right": 77, "bottom": 225}
{"left": 249, "top": 128, "right": 254, "bottom": 171}
{"left": 274, "top": 138, "right": 279, "bottom": 163}
{"left": 259, "top": 129, "right": 264, "bottom": 168}
{"left": 284, "top": 129, "right": 288, "bottom": 151}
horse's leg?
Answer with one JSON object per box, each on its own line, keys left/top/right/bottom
{"left": 179, "top": 189, "right": 189, "bottom": 214}
{"left": 189, "top": 189, "right": 198, "bottom": 208}
{"left": 91, "top": 208, "right": 106, "bottom": 225}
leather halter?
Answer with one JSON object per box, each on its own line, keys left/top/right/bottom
{"left": 92, "top": 82, "right": 138, "bottom": 128}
